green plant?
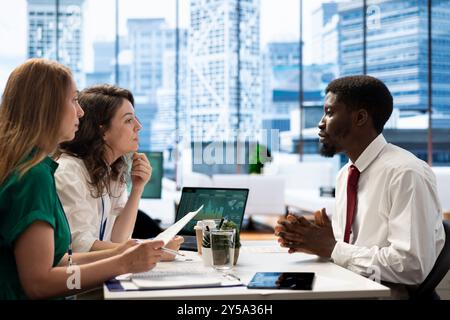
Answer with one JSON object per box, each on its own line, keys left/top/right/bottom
{"left": 220, "top": 220, "right": 241, "bottom": 249}
{"left": 249, "top": 142, "right": 271, "bottom": 174}
{"left": 201, "top": 220, "right": 241, "bottom": 249}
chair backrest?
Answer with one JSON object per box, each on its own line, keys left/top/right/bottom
{"left": 182, "top": 171, "right": 214, "bottom": 187}
{"left": 431, "top": 167, "right": 450, "bottom": 212}
{"left": 410, "top": 220, "right": 450, "bottom": 299}
{"left": 276, "top": 162, "right": 335, "bottom": 190}
{"left": 212, "top": 174, "right": 286, "bottom": 216}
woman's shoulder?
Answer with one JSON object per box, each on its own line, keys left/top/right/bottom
{"left": 2, "top": 158, "right": 55, "bottom": 197}
{"left": 55, "top": 153, "right": 89, "bottom": 178}
{"left": 17, "top": 159, "right": 54, "bottom": 186}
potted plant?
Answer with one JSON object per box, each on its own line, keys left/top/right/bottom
{"left": 219, "top": 220, "right": 241, "bottom": 265}
{"left": 201, "top": 219, "right": 241, "bottom": 266}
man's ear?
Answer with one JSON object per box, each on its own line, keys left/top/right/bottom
{"left": 355, "top": 109, "right": 369, "bottom": 127}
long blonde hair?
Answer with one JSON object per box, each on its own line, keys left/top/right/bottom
{"left": 0, "top": 58, "right": 73, "bottom": 184}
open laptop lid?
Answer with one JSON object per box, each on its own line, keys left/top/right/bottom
{"left": 175, "top": 187, "right": 249, "bottom": 236}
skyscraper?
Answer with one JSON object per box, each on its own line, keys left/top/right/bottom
{"left": 126, "top": 18, "right": 179, "bottom": 150}
{"left": 27, "top": 0, "right": 85, "bottom": 86}
{"left": 311, "top": 2, "right": 339, "bottom": 66}
{"left": 189, "top": 0, "right": 262, "bottom": 142}
{"left": 152, "top": 31, "right": 188, "bottom": 152}
{"left": 263, "top": 42, "right": 300, "bottom": 132}
{"left": 127, "top": 19, "right": 177, "bottom": 101}
{"left": 338, "top": 0, "right": 450, "bottom": 114}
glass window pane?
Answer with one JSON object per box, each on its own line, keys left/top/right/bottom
{"left": 432, "top": 0, "right": 450, "bottom": 164}
{"left": 302, "top": 0, "right": 363, "bottom": 164}
{"left": 118, "top": 0, "right": 177, "bottom": 178}
{"left": 365, "top": 0, "right": 440, "bottom": 164}
{"left": 0, "top": 1, "right": 33, "bottom": 92}
{"left": 80, "top": 0, "right": 116, "bottom": 88}
{"left": 262, "top": 0, "right": 300, "bottom": 144}
{"left": 338, "top": 0, "right": 365, "bottom": 76}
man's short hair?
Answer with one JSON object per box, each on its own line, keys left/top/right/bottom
{"left": 325, "top": 75, "right": 393, "bottom": 134}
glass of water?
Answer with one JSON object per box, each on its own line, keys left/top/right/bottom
{"left": 210, "top": 229, "right": 235, "bottom": 271}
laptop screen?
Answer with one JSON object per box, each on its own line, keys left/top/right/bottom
{"left": 176, "top": 187, "right": 249, "bottom": 236}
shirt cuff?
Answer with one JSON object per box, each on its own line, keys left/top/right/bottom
{"left": 331, "top": 240, "right": 355, "bottom": 268}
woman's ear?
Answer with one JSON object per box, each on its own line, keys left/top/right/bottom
{"left": 100, "top": 125, "right": 108, "bottom": 142}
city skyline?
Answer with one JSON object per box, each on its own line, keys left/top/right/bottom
{"left": 1, "top": 0, "right": 450, "bottom": 167}
{"left": 0, "top": 0, "right": 304, "bottom": 79}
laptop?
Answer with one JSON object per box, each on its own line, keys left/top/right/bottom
{"left": 175, "top": 187, "right": 249, "bottom": 251}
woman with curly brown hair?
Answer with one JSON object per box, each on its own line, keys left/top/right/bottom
{"left": 54, "top": 84, "right": 182, "bottom": 259}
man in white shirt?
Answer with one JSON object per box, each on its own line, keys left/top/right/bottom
{"left": 275, "top": 75, "right": 445, "bottom": 299}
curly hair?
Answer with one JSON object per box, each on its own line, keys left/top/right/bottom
{"left": 56, "top": 84, "right": 134, "bottom": 198}
{"left": 325, "top": 75, "right": 393, "bottom": 134}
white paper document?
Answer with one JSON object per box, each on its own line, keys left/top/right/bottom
{"left": 154, "top": 204, "right": 204, "bottom": 245}
{"left": 131, "top": 265, "right": 242, "bottom": 289}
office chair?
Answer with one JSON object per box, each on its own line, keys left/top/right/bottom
{"left": 410, "top": 220, "right": 450, "bottom": 300}
{"left": 132, "top": 209, "right": 163, "bottom": 239}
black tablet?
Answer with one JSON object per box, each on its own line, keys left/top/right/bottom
{"left": 247, "top": 272, "right": 315, "bottom": 290}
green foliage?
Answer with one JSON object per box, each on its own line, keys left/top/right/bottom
{"left": 248, "top": 142, "right": 271, "bottom": 174}
{"left": 220, "top": 220, "right": 241, "bottom": 249}
{"left": 201, "top": 219, "right": 241, "bottom": 249}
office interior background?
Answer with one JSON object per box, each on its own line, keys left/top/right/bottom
{"left": 1, "top": 0, "right": 450, "bottom": 182}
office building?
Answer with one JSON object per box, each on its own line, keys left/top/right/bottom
{"left": 127, "top": 18, "right": 177, "bottom": 101}
{"left": 27, "top": 0, "right": 85, "bottom": 86}
{"left": 338, "top": 0, "right": 450, "bottom": 114}
{"left": 126, "top": 19, "right": 181, "bottom": 151}
{"left": 264, "top": 42, "right": 336, "bottom": 134}
{"left": 263, "top": 42, "right": 300, "bottom": 132}
{"left": 92, "top": 40, "right": 114, "bottom": 74}
{"left": 85, "top": 40, "right": 114, "bottom": 86}
{"left": 189, "top": 0, "right": 262, "bottom": 142}
{"left": 152, "top": 43, "right": 189, "bottom": 152}
{"left": 85, "top": 38, "right": 131, "bottom": 87}
{"left": 311, "top": 2, "right": 339, "bottom": 66}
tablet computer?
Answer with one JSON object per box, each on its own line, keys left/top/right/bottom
{"left": 247, "top": 272, "right": 315, "bottom": 290}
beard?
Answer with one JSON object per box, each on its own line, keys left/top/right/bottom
{"left": 319, "top": 122, "right": 351, "bottom": 157}
{"left": 319, "top": 142, "right": 337, "bottom": 157}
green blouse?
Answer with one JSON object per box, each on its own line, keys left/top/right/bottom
{"left": 0, "top": 156, "right": 71, "bottom": 300}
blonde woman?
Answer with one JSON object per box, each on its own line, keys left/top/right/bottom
{"left": 0, "top": 59, "right": 164, "bottom": 300}
{"left": 54, "top": 85, "right": 182, "bottom": 259}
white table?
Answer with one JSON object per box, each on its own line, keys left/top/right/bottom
{"left": 104, "top": 240, "right": 390, "bottom": 300}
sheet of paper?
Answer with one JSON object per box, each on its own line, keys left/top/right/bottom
{"left": 132, "top": 276, "right": 222, "bottom": 289}
{"left": 131, "top": 265, "right": 241, "bottom": 289}
{"left": 154, "top": 204, "right": 204, "bottom": 245}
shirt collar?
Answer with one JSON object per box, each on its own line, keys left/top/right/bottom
{"left": 351, "top": 134, "right": 387, "bottom": 173}
{"left": 23, "top": 148, "right": 59, "bottom": 174}
{"left": 42, "top": 156, "right": 59, "bottom": 174}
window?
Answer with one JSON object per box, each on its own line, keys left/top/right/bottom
{"left": 1, "top": 0, "right": 449, "bottom": 182}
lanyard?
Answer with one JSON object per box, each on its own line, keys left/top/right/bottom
{"left": 99, "top": 196, "right": 107, "bottom": 241}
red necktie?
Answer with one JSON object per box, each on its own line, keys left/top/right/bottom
{"left": 344, "top": 165, "right": 360, "bottom": 243}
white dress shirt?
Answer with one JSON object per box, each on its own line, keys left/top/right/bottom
{"left": 331, "top": 134, "right": 445, "bottom": 285}
{"left": 54, "top": 154, "right": 128, "bottom": 252}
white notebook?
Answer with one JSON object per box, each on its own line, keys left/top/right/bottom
{"left": 131, "top": 266, "right": 241, "bottom": 289}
